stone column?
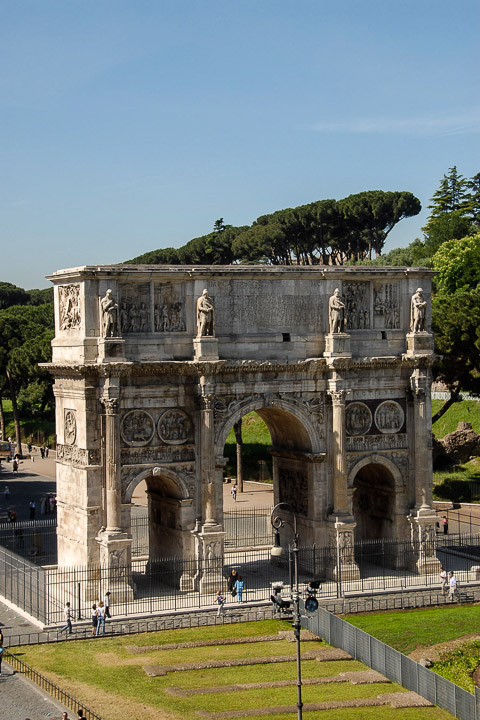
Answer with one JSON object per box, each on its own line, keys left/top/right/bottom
{"left": 327, "top": 388, "right": 360, "bottom": 581}
{"left": 96, "top": 392, "right": 134, "bottom": 601}
{"left": 408, "top": 368, "right": 440, "bottom": 575}
{"left": 328, "top": 389, "right": 350, "bottom": 516}
{"left": 100, "top": 397, "right": 122, "bottom": 532}
{"left": 194, "top": 377, "right": 225, "bottom": 593}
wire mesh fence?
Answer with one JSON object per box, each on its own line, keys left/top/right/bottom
{"left": 303, "top": 605, "right": 480, "bottom": 720}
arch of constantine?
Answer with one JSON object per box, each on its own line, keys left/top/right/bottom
{"left": 47, "top": 265, "right": 438, "bottom": 595}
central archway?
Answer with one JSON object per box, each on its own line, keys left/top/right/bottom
{"left": 351, "top": 461, "right": 397, "bottom": 542}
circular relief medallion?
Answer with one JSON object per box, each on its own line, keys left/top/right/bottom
{"left": 345, "top": 402, "right": 372, "bottom": 436}
{"left": 158, "top": 409, "right": 192, "bottom": 445}
{"left": 121, "top": 410, "right": 155, "bottom": 446}
{"left": 64, "top": 409, "right": 77, "bottom": 445}
{"left": 374, "top": 401, "right": 404, "bottom": 434}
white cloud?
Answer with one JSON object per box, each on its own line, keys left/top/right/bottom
{"left": 309, "top": 111, "right": 480, "bottom": 136}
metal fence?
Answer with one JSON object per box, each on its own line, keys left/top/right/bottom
{"left": 303, "top": 605, "right": 480, "bottom": 720}
{"left": 1, "top": 533, "right": 480, "bottom": 626}
{"left": 224, "top": 507, "right": 274, "bottom": 547}
{"left": 5, "top": 649, "right": 103, "bottom": 720}
{"left": 0, "top": 517, "right": 57, "bottom": 565}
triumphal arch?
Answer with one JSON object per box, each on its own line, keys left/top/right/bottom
{"left": 47, "top": 265, "right": 438, "bottom": 593}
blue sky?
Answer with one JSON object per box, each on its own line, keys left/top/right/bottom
{"left": 2, "top": 1, "right": 479, "bottom": 289}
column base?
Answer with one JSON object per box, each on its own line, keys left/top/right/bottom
{"left": 324, "top": 333, "right": 351, "bottom": 358}
{"left": 194, "top": 337, "right": 219, "bottom": 360}
{"left": 327, "top": 515, "right": 360, "bottom": 581}
{"left": 96, "top": 529, "right": 135, "bottom": 601}
{"left": 194, "top": 524, "right": 226, "bottom": 594}
{"left": 408, "top": 508, "right": 441, "bottom": 575}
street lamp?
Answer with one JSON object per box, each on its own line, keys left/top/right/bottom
{"left": 270, "top": 502, "right": 303, "bottom": 720}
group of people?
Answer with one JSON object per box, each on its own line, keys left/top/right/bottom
{"left": 91, "top": 594, "right": 111, "bottom": 636}
{"left": 216, "top": 569, "right": 246, "bottom": 616}
{"left": 60, "top": 593, "right": 112, "bottom": 637}
{"left": 440, "top": 567, "right": 460, "bottom": 602}
{"left": 61, "top": 710, "right": 86, "bottom": 720}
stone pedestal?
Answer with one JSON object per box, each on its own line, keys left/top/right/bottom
{"left": 194, "top": 525, "right": 227, "bottom": 594}
{"left": 408, "top": 507, "right": 441, "bottom": 575}
{"left": 405, "top": 332, "right": 434, "bottom": 357}
{"left": 98, "top": 337, "right": 126, "bottom": 362}
{"left": 94, "top": 528, "right": 135, "bottom": 602}
{"left": 324, "top": 333, "right": 351, "bottom": 358}
{"left": 327, "top": 515, "right": 360, "bottom": 581}
{"left": 194, "top": 337, "right": 219, "bottom": 360}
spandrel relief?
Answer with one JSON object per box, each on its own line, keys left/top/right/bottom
{"left": 121, "top": 410, "right": 155, "bottom": 446}
{"left": 158, "top": 409, "right": 192, "bottom": 444}
{"left": 154, "top": 283, "right": 186, "bottom": 333}
{"left": 373, "top": 283, "right": 400, "bottom": 329}
{"left": 118, "top": 284, "right": 150, "bottom": 334}
{"left": 345, "top": 402, "right": 372, "bottom": 436}
{"left": 59, "top": 284, "right": 81, "bottom": 330}
{"left": 374, "top": 401, "right": 405, "bottom": 434}
{"left": 344, "top": 282, "right": 370, "bottom": 330}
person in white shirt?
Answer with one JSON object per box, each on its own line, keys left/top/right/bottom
{"left": 439, "top": 566, "right": 447, "bottom": 595}
{"left": 96, "top": 601, "right": 106, "bottom": 635}
{"left": 448, "top": 571, "right": 459, "bottom": 602}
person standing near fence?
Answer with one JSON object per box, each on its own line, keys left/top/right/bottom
{"left": 234, "top": 576, "right": 245, "bottom": 602}
{"left": 96, "top": 601, "right": 106, "bottom": 635}
{"left": 439, "top": 566, "right": 447, "bottom": 595}
{"left": 442, "top": 515, "right": 448, "bottom": 534}
{"left": 91, "top": 604, "right": 98, "bottom": 636}
{"left": 231, "top": 484, "right": 237, "bottom": 502}
{"left": 60, "top": 602, "right": 73, "bottom": 634}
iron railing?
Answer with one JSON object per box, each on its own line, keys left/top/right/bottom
{"left": 4, "top": 649, "right": 103, "bottom": 720}
{"left": 1, "top": 534, "right": 480, "bottom": 626}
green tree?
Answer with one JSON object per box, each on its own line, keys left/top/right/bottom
{"left": 432, "top": 234, "right": 480, "bottom": 294}
{"left": 423, "top": 167, "right": 476, "bottom": 255}
{"left": 432, "top": 288, "right": 480, "bottom": 420}
{"left": 339, "top": 190, "right": 421, "bottom": 258}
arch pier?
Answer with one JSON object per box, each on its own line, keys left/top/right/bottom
{"left": 47, "top": 265, "right": 439, "bottom": 599}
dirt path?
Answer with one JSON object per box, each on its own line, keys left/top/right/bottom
{"left": 408, "top": 633, "right": 480, "bottom": 662}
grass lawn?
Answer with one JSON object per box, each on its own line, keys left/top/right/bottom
{"left": 10, "top": 619, "right": 453, "bottom": 720}
{"left": 343, "top": 604, "right": 480, "bottom": 656}
{"left": 432, "top": 399, "right": 480, "bottom": 438}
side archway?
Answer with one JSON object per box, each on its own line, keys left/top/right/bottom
{"left": 124, "top": 467, "right": 195, "bottom": 566}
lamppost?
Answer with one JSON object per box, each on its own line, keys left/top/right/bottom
{"left": 270, "top": 502, "right": 303, "bottom": 720}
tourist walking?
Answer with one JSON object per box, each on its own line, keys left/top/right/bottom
{"left": 12, "top": 458, "right": 18, "bottom": 472}
{"left": 234, "top": 576, "right": 245, "bottom": 602}
{"left": 4, "top": 486, "right": 9, "bottom": 502}
{"left": 448, "top": 571, "right": 460, "bottom": 602}
{"left": 442, "top": 515, "right": 448, "bottom": 535}
{"left": 96, "top": 601, "right": 106, "bottom": 635}
{"left": 60, "top": 602, "right": 73, "bottom": 634}
{"left": 216, "top": 590, "right": 226, "bottom": 617}
{"left": 231, "top": 484, "right": 237, "bottom": 502}
{"left": 104, "top": 591, "right": 112, "bottom": 618}
{"left": 29, "top": 500, "right": 36, "bottom": 520}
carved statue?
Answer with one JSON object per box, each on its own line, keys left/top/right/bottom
{"left": 100, "top": 289, "right": 119, "bottom": 337}
{"left": 410, "top": 288, "right": 427, "bottom": 333}
{"left": 196, "top": 289, "right": 215, "bottom": 337}
{"left": 328, "top": 288, "right": 346, "bottom": 333}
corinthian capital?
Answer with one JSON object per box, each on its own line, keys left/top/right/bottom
{"left": 327, "top": 389, "right": 350, "bottom": 405}
{"left": 100, "top": 397, "right": 119, "bottom": 415}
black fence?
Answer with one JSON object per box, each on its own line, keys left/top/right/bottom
{"left": 1, "top": 532, "right": 479, "bottom": 626}
{"left": 5, "top": 649, "right": 103, "bottom": 720}
{"left": 224, "top": 507, "right": 274, "bottom": 548}
{"left": 0, "top": 518, "right": 57, "bottom": 565}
